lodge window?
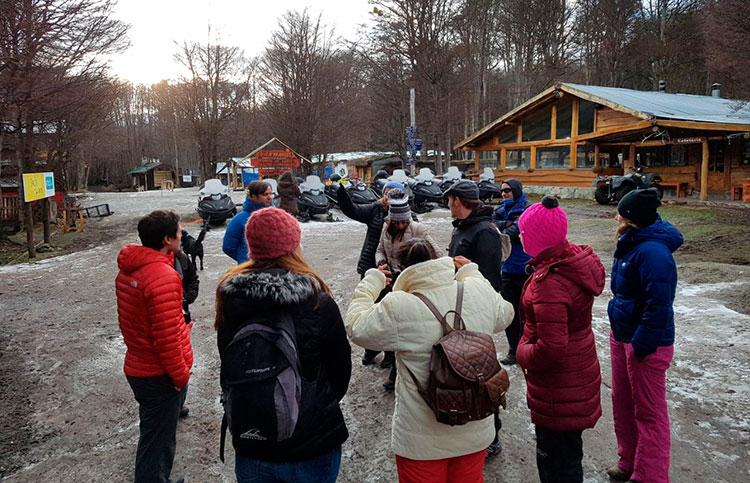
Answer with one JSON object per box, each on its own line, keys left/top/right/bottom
{"left": 578, "top": 101, "right": 595, "bottom": 135}
{"left": 536, "top": 146, "right": 570, "bottom": 169}
{"left": 556, "top": 98, "right": 573, "bottom": 140}
{"left": 636, "top": 146, "right": 669, "bottom": 167}
{"left": 497, "top": 126, "right": 518, "bottom": 144}
{"left": 708, "top": 141, "right": 725, "bottom": 173}
{"left": 600, "top": 150, "right": 623, "bottom": 169}
{"left": 669, "top": 146, "right": 687, "bottom": 167}
{"left": 522, "top": 109, "right": 551, "bottom": 142}
{"left": 506, "top": 149, "right": 531, "bottom": 169}
{"left": 479, "top": 151, "right": 500, "bottom": 169}
{"left": 577, "top": 145, "right": 595, "bottom": 169}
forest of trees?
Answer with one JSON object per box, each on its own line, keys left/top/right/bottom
{"left": 2, "top": 0, "right": 750, "bottom": 193}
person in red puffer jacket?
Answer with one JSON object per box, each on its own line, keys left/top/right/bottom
{"left": 516, "top": 196, "right": 605, "bottom": 483}
{"left": 116, "top": 210, "right": 193, "bottom": 483}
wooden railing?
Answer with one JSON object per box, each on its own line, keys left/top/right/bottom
{"left": 1, "top": 193, "right": 19, "bottom": 222}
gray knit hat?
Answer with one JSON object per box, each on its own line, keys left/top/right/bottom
{"left": 388, "top": 189, "right": 411, "bottom": 223}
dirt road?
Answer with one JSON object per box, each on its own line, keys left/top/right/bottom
{"left": 1, "top": 188, "right": 748, "bottom": 482}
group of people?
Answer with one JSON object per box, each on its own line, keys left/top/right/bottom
{"left": 115, "top": 171, "right": 682, "bottom": 483}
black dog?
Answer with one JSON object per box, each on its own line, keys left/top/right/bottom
{"left": 181, "top": 223, "right": 208, "bottom": 270}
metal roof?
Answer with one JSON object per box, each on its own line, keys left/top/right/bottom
{"left": 564, "top": 83, "right": 750, "bottom": 124}
{"left": 455, "top": 83, "right": 750, "bottom": 150}
{"left": 127, "top": 161, "right": 162, "bottom": 175}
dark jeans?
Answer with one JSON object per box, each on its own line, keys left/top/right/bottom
{"left": 535, "top": 426, "right": 583, "bottom": 483}
{"left": 127, "top": 375, "right": 187, "bottom": 483}
{"left": 235, "top": 447, "right": 342, "bottom": 483}
{"left": 501, "top": 272, "right": 529, "bottom": 356}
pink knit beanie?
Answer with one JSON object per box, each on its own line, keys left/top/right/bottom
{"left": 245, "top": 207, "right": 301, "bottom": 260}
{"left": 518, "top": 195, "right": 568, "bottom": 258}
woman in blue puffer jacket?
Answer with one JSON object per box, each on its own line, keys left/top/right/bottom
{"left": 606, "top": 188, "right": 683, "bottom": 483}
{"left": 492, "top": 178, "right": 531, "bottom": 365}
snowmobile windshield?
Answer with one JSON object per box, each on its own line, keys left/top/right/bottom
{"left": 301, "top": 176, "right": 325, "bottom": 192}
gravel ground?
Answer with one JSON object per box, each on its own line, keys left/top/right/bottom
{"left": 0, "top": 187, "right": 748, "bottom": 482}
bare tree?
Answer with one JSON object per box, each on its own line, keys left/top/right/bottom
{"left": 702, "top": 0, "right": 750, "bottom": 99}
{"left": 0, "top": 0, "right": 128, "bottom": 257}
{"left": 174, "top": 38, "right": 254, "bottom": 181}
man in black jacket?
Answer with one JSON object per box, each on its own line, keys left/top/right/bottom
{"left": 445, "top": 180, "right": 505, "bottom": 458}
{"left": 445, "top": 181, "right": 504, "bottom": 291}
{"left": 337, "top": 181, "right": 406, "bottom": 369}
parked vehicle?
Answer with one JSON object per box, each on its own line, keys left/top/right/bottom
{"left": 324, "top": 174, "right": 349, "bottom": 207}
{"left": 370, "top": 170, "right": 390, "bottom": 198}
{"left": 197, "top": 179, "right": 237, "bottom": 225}
{"left": 408, "top": 168, "right": 443, "bottom": 213}
{"left": 347, "top": 178, "right": 380, "bottom": 204}
{"left": 439, "top": 166, "right": 463, "bottom": 206}
{"left": 387, "top": 169, "right": 414, "bottom": 199}
{"left": 592, "top": 167, "right": 663, "bottom": 205}
{"left": 297, "top": 175, "right": 333, "bottom": 222}
{"left": 476, "top": 167, "right": 503, "bottom": 204}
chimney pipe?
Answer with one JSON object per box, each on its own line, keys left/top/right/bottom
{"left": 711, "top": 83, "right": 721, "bottom": 98}
{"left": 658, "top": 80, "right": 666, "bottom": 92}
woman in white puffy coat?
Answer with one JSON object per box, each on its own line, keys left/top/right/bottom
{"left": 345, "top": 238, "right": 514, "bottom": 482}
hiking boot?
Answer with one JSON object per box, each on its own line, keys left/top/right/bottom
{"left": 606, "top": 465, "right": 632, "bottom": 481}
{"left": 383, "top": 378, "right": 395, "bottom": 391}
{"left": 381, "top": 352, "right": 395, "bottom": 369}
{"left": 362, "top": 355, "right": 377, "bottom": 366}
{"left": 500, "top": 353, "right": 517, "bottom": 365}
{"left": 179, "top": 406, "right": 190, "bottom": 418}
{"left": 486, "top": 440, "right": 502, "bottom": 459}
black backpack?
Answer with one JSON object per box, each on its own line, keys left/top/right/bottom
{"left": 220, "top": 313, "right": 302, "bottom": 461}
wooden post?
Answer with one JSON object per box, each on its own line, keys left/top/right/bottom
{"left": 500, "top": 148, "right": 506, "bottom": 170}
{"left": 572, "top": 99, "right": 579, "bottom": 138}
{"left": 594, "top": 145, "right": 600, "bottom": 169}
{"left": 517, "top": 125, "right": 522, "bottom": 143}
{"left": 628, "top": 144, "right": 636, "bottom": 171}
{"left": 550, "top": 104, "right": 557, "bottom": 140}
{"left": 474, "top": 150, "right": 480, "bottom": 172}
{"left": 530, "top": 146, "right": 537, "bottom": 170}
{"left": 701, "top": 140, "right": 709, "bottom": 201}
{"left": 570, "top": 143, "right": 577, "bottom": 170}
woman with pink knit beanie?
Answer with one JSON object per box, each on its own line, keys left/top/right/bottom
{"left": 215, "top": 207, "right": 351, "bottom": 482}
{"left": 515, "top": 195, "right": 606, "bottom": 483}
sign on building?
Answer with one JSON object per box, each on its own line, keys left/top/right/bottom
{"left": 251, "top": 149, "right": 300, "bottom": 177}
{"left": 22, "top": 172, "right": 55, "bottom": 202}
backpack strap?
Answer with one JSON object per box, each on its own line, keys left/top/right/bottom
{"left": 405, "top": 281, "right": 466, "bottom": 408}
{"left": 220, "top": 413, "right": 227, "bottom": 463}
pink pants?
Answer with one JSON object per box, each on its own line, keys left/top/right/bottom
{"left": 610, "top": 331, "right": 674, "bottom": 483}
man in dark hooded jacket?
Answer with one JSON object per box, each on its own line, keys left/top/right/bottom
{"left": 445, "top": 180, "right": 506, "bottom": 457}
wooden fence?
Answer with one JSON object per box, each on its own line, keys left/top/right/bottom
{"left": 1, "top": 193, "right": 19, "bottom": 222}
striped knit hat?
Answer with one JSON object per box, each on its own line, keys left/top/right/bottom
{"left": 388, "top": 189, "right": 411, "bottom": 223}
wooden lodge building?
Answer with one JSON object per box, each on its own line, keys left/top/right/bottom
{"left": 455, "top": 83, "right": 750, "bottom": 200}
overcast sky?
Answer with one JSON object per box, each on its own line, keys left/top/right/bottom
{"left": 108, "top": 0, "right": 373, "bottom": 85}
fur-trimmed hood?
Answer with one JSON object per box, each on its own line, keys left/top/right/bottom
{"left": 220, "top": 269, "right": 316, "bottom": 309}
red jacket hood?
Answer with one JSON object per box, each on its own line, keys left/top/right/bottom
{"left": 117, "top": 244, "right": 173, "bottom": 273}
{"left": 530, "top": 242, "right": 605, "bottom": 297}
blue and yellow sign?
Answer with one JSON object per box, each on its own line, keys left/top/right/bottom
{"left": 22, "top": 172, "right": 55, "bottom": 202}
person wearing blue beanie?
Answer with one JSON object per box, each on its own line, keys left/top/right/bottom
{"left": 383, "top": 181, "right": 405, "bottom": 192}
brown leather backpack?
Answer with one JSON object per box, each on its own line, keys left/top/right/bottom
{"left": 403, "top": 282, "right": 510, "bottom": 426}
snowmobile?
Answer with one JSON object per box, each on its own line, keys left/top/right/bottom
{"left": 475, "top": 167, "right": 503, "bottom": 204}
{"left": 346, "top": 178, "right": 380, "bottom": 204}
{"left": 197, "top": 179, "right": 236, "bottom": 225}
{"left": 438, "top": 166, "right": 463, "bottom": 206}
{"left": 370, "top": 170, "right": 390, "bottom": 198}
{"left": 408, "top": 168, "right": 443, "bottom": 213}
{"left": 592, "top": 166, "right": 663, "bottom": 205}
{"left": 324, "top": 174, "right": 350, "bottom": 207}
{"left": 297, "top": 175, "right": 337, "bottom": 222}
{"left": 387, "top": 169, "right": 414, "bottom": 199}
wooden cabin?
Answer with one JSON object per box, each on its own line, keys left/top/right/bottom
{"left": 455, "top": 83, "right": 750, "bottom": 200}
{"left": 128, "top": 161, "right": 177, "bottom": 190}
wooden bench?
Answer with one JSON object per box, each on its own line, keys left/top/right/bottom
{"left": 62, "top": 207, "right": 85, "bottom": 232}
{"left": 731, "top": 185, "right": 743, "bottom": 201}
{"left": 660, "top": 182, "right": 689, "bottom": 198}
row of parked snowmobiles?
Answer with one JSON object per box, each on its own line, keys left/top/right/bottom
{"left": 195, "top": 166, "right": 506, "bottom": 224}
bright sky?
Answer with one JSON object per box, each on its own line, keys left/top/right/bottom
{"left": 108, "top": 0, "right": 374, "bottom": 85}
